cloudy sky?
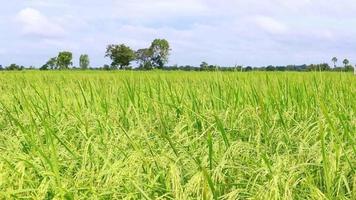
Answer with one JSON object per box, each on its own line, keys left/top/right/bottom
{"left": 1, "top": 0, "right": 356, "bottom": 67}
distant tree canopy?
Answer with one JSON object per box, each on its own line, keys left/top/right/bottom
{"left": 344, "top": 64, "right": 354, "bottom": 72}
{"left": 105, "top": 44, "right": 136, "bottom": 69}
{"left": 102, "top": 64, "right": 111, "bottom": 70}
{"left": 149, "top": 39, "right": 170, "bottom": 69}
{"left": 306, "top": 63, "right": 330, "bottom": 71}
{"left": 57, "top": 51, "right": 73, "bottom": 70}
{"left": 12, "top": 45, "right": 354, "bottom": 73}
{"left": 332, "top": 57, "right": 338, "bottom": 68}
{"left": 343, "top": 58, "right": 350, "bottom": 67}
{"left": 200, "top": 61, "right": 209, "bottom": 70}
{"left": 79, "top": 54, "right": 90, "bottom": 70}
{"left": 266, "top": 65, "right": 276, "bottom": 71}
{"left": 6, "top": 64, "right": 24, "bottom": 71}
{"left": 105, "top": 39, "right": 171, "bottom": 70}
{"left": 199, "top": 61, "right": 219, "bottom": 71}
{"left": 135, "top": 48, "right": 153, "bottom": 70}
{"left": 40, "top": 57, "right": 57, "bottom": 70}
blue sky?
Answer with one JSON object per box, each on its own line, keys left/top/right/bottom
{"left": 1, "top": 0, "right": 356, "bottom": 67}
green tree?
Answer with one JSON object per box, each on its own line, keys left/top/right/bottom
{"left": 48, "top": 57, "right": 58, "bottom": 69}
{"left": 149, "top": 39, "right": 170, "bottom": 69}
{"left": 200, "top": 61, "right": 209, "bottom": 70}
{"left": 79, "top": 54, "right": 90, "bottom": 70}
{"left": 342, "top": 58, "right": 349, "bottom": 67}
{"left": 41, "top": 57, "right": 57, "bottom": 70}
{"left": 105, "top": 44, "right": 136, "bottom": 69}
{"left": 345, "top": 65, "right": 354, "bottom": 72}
{"left": 40, "top": 64, "right": 49, "bottom": 70}
{"left": 102, "top": 64, "right": 110, "bottom": 70}
{"left": 307, "top": 63, "right": 330, "bottom": 71}
{"left": 57, "top": 51, "right": 73, "bottom": 70}
{"left": 266, "top": 65, "right": 276, "bottom": 71}
{"left": 136, "top": 48, "right": 153, "bottom": 70}
{"left": 6, "top": 64, "right": 23, "bottom": 71}
{"left": 332, "top": 57, "right": 338, "bottom": 68}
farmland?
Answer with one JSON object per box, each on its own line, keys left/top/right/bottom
{"left": 0, "top": 71, "right": 355, "bottom": 199}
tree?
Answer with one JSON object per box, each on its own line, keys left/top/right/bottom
{"left": 57, "top": 51, "right": 72, "bottom": 70}
{"left": 244, "top": 66, "right": 253, "bottom": 71}
{"left": 79, "top": 54, "right": 90, "bottom": 70}
{"left": 6, "top": 64, "right": 23, "bottom": 70}
{"left": 41, "top": 57, "right": 57, "bottom": 70}
{"left": 266, "top": 65, "right": 276, "bottom": 71}
{"left": 276, "top": 66, "right": 286, "bottom": 71}
{"left": 200, "top": 61, "right": 209, "bottom": 70}
{"left": 345, "top": 65, "right": 354, "bottom": 72}
{"left": 102, "top": 64, "right": 110, "bottom": 70}
{"left": 149, "top": 39, "right": 170, "bottom": 69}
{"left": 48, "top": 57, "right": 58, "bottom": 69}
{"left": 307, "top": 63, "right": 330, "bottom": 71}
{"left": 332, "top": 57, "right": 338, "bottom": 68}
{"left": 136, "top": 48, "right": 153, "bottom": 70}
{"left": 105, "top": 44, "right": 136, "bottom": 69}
{"left": 40, "top": 64, "right": 49, "bottom": 70}
{"left": 343, "top": 58, "right": 349, "bottom": 67}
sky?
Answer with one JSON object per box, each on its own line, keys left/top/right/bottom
{"left": 1, "top": 0, "right": 356, "bottom": 67}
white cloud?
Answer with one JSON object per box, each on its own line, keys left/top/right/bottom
{"left": 112, "top": 0, "right": 209, "bottom": 21}
{"left": 0, "top": 48, "right": 6, "bottom": 55}
{"left": 16, "top": 8, "right": 65, "bottom": 38}
{"left": 1, "top": 0, "right": 355, "bottom": 67}
{"left": 253, "top": 16, "right": 288, "bottom": 34}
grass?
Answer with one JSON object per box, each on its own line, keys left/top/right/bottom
{"left": 0, "top": 71, "right": 355, "bottom": 199}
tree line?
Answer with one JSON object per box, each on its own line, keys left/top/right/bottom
{"left": 0, "top": 38, "right": 354, "bottom": 72}
{"left": 36, "top": 38, "right": 170, "bottom": 71}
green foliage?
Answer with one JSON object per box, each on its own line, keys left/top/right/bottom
{"left": 332, "top": 57, "right": 338, "bottom": 68}
{"left": 135, "top": 48, "right": 153, "bottom": 70}
{"left": 6, "top": 63, "right": 24, "bottom": 70}
{"left": 79, "top": 54, "right": 90, "bottom": 70}
{"left": 105, "top": 44, "right": 136, "bottom": 69}
{"left": 345, "top": 65, "right": 354, "bottom": 72}
{"left": 41, "top": 57, "right": 58, "bottom": 70}
{"left": 102, "top": 64, "right": 110, "bottom": 70}
{"left": 200, "top": 61, "right": 209, "bottom": 70}
{"left": 266, "top": 65, "right": 276, "bottom": 71}
{"left": 149, "top": 39, "right": 170, "bottom": 69}
{"left": 199, "top": 61, "right": 219, "bottom": 71}
{"left": 307, "top": 63, "right": 331, "bottom": 71}
{"left": 57, "top": 51, "right": 73, "bottom": 70}
{"left": 343, "top": 58, "right": 350, "bottom": 67}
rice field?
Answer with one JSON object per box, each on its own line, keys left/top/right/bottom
{"left": 0, "top": 71, "right": 355, "bottom": 199}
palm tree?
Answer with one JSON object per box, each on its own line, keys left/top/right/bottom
{"left": 343, "top": 58, "right": 349, "bottom": 67}
{"left": 332, "top": 57, "right": 338, "bottom": 68}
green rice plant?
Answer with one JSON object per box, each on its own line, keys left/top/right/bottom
{"left": 0, "top": 71, "right": 354, "bottom": 199}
